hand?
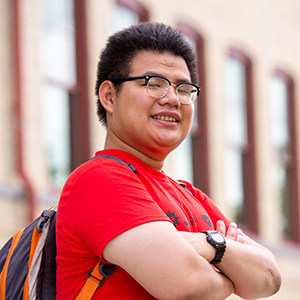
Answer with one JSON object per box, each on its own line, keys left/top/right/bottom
{"left": 216, "top": 220, "right": 248, "bottom": 244}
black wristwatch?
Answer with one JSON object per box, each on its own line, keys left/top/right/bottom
{"left": 201, "top": 230, "right": 226, "bottom": 264}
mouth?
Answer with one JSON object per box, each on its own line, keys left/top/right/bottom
{"left": 152, "top": 115, "right": 179, "bottom": 123}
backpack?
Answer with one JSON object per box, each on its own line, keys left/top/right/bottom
{"left": 0, "top": 155, "right": 137, "bottom": 300}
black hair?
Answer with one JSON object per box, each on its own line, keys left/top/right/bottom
{"left": 95, "top": 22, "right": 199, "bottom": 126}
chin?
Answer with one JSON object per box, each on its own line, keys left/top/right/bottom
{"left": 157, "top": 141, "right": 183, "bottom": 153}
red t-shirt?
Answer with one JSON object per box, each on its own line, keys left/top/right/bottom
{"left": 56, "top": 149, "right": 230, "bottom": 299}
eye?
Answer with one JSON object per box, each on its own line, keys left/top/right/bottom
{"left": 148, "top": 82, "right": 162, "bottom": 88}
{"left": 148, "top": 77, "right": 168, "bottom": 89}
{"left": 177, "top": 84, "right": 194, "bottom": 96}
{"left": 177, "top": 88, "right": 190, "bottom": 96}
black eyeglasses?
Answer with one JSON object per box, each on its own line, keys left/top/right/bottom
{"left": 113, "top": 75, "right": 201, "bottom": 104}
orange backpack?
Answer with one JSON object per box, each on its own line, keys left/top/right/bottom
{"left": 0, "top": 155, "right": 137, "bottom": 300}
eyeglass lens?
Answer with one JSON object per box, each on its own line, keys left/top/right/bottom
{"left": 146, "top": 77, "right": 197, "bottom": 104}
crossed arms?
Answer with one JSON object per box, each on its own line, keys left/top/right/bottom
{"left": 103, "top": 220, "right": 281, "bottom": 300}
{"left": 180, "top": 221, "right": 282, "bottom": 299}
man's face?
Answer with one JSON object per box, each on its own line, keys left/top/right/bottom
{"left": 105, "top": 51, "right": 194, "bottom": 161}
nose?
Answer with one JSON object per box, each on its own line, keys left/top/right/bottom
{"left": 158, "top": 84, "right": 181, "bottom": 108}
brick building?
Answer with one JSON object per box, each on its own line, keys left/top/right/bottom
{"left": 0, "top": 0, "right": 299, "bottom": 298}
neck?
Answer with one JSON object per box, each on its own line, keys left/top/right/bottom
{"left": 103, "top": 135, "right": 166, "bottom": 171}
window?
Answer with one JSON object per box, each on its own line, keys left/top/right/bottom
{"left": 172, "top": 23, "right": 209, "bottom": 193}
{"left": 269, "top": 71, "right": 299, "bottom": 243}
{"left": 41, "top": 84, "right": 71, "bottom": 185}
{"left": 112, "top": 0, "right": 148, "bottom": 33}
{"left": 224, "top": 50, "right": 258, "bottom": 232}
{"left": 41, "top": 0, "right": 76, "bottom": 186}
{"left": 41, "top": 0, "right": 91, "bottom": 187}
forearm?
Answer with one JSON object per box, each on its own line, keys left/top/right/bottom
{"left": 217, "top": 239, "right": 281, "bottom": 299}
{"left": 178, "top": 231, "right": 234, "bottom": 299}
{"left": 170, "top": 254, "right": 234, "bottom": 300}
{"left": 105, "top": 221, "right": 235, "bottom": 300}
{"left": 180, "top": 230, "right": 281, "bottom": 299}
{"left": 193, "top": 265, "right": 234, "bottom": 300}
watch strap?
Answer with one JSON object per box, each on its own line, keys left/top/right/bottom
{"left": 210, "top": 244, "right": 225, "bottom": 264}
{"left": 201, "top": 230, "right": 226, "bottom": 264}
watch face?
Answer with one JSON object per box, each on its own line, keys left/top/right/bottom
{"left": 211, "top": 232, "right": 225, "bottom": 243}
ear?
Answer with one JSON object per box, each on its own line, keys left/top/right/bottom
{"left": 98, "top": 80, "right": 116, "bottom": 114}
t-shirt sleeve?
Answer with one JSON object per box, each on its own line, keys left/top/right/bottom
{"left": 183, "top": 181, "right": 231, "bottom": 230}
{"left": 61, "top": 158, "right": 171, "bottom": 261}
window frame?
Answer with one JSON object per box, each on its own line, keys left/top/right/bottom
{"left": 271, "top": 69, "right": 300, "bottom": 243}
{"left": 225, "top": 48, "right": 258, "bottom": 233}
{"left": 70, "top": 0, "right": 91, "bottom": 170}
{"left": 176, "top": 22, "right": 210, "bottom": 195}
{"left": 40, "top": 0, "right": 82, "bottom": 185}
{"left": 116, "top": 0, "right": 149, "bottom": 22}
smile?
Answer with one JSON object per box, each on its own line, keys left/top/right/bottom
{"left": 152, "top": 116, "right": 178, "bottom": 123}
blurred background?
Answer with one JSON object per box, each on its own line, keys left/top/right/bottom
{"left": 0, "top": 0, "right": 299, "bottom": 298}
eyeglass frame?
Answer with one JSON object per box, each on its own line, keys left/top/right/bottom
{"left": 111, "top": 75, "right": 201, "bottom": 104}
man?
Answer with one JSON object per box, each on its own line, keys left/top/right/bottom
{"left": 56, "top": 22, "right": 281, "bottom": 299}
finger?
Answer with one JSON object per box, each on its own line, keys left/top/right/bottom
{"left": 226, "top": 222, "right": 238, "bottom": 240}
{"left": 216, "top": 220, "right": 226, "bottom": 235}
{"left": 236, "top": 228, "right": 246, "bottom": 243}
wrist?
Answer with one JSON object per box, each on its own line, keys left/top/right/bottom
{"left": 199, "top": 232, "right": 216, "bottom": 262}
{"left": 201, "top": 230, "right": 227, "bottom": 264}
{"left": 198, "top": 232, "right": 216, "bottom": 263}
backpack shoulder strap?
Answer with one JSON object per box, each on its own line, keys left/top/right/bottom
{"left": 75, "top": 261, "right": 116, "bottom": 300}
{"left": 74, "top": 261, "right": 102, "bottom": 300}
{"left": 74, "top": 154, "right": 135, "bottom": 300}
{"left": 175, "top": 180, "right": 194, "bottom": 195}
{"left": 92, "top": 154, "right": 137, "bottom": 173}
